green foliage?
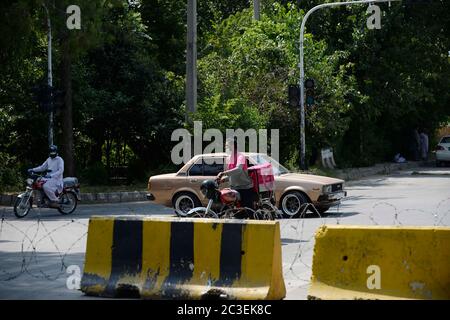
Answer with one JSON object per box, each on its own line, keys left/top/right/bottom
{"left": 196, "top": 4, "right": 363, "bottom": 165}
{"left": 72, "top": 3, "right": 184, "bottom": 174}
{"left": 1, "top": 0, "right": 450, "bottom": 187}
{"left": 81, "top": 161, "right": 109, "bottom": 185}
{"left": 0, "top": 153, "right": 23, "bottom": 193}
{"left": 193, "top": 94, "right": 266, "bottom": 131}
{"left": 303, "top": 0, "right": 450, "bottom": 165}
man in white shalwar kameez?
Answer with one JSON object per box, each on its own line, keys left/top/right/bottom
{"left": 29, "top": 145, "right": 64, "bottom": 207}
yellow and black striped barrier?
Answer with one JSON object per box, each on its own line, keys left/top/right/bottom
{"left": 80, "top": 216, "right": 286, "bottom": 300}
{"left": 308, "top": 225, "right": 450, "bottom": 300}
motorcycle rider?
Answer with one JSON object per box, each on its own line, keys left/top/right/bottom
{"left": 217, "top": 138, "right": 256, "bottom": 216}
{"left": 28, "top": 145, "right": 64, "bottom": 208}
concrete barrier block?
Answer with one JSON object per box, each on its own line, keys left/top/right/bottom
{"left": 308, "top": 225, "right": 450, "bottom": 300}
{"left": 81, "top": 216, "right": 286, "bottom": 300}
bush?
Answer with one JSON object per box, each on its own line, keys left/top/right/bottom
{"left": 127, "top": 158, "right": 148, "bottom": 183}
{"left": 0, "top": 153, "right": 23, "bottom": 193}
{"left": 81, "top": 162, "right": 109, "bottom": 185}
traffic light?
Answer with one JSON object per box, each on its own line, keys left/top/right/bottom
{"left": 305, "top": 78, "right": 315, "bottom": 107}
{"left": 288, "top": 84, "right": 300, "bottom": 107}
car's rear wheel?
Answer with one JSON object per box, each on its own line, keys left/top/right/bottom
{"left": 280, "top": 191, "right": 309, "bottom": 218}
{"left": 172, "top": 192, "right": 201, "bottom": 217}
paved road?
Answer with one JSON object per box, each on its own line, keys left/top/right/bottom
{"left": 0, "top": 167, "right": 449, "bottom": 299}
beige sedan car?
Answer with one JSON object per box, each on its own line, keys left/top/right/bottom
{"left": 147, "top": 153, "right": 346, "bottom": 218}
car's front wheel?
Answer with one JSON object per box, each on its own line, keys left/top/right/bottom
{"left": 280, "top": 191, "right": 309, "bottom": 218}
{"left": 172, "top": 192, "right": 201, "bottom": 217}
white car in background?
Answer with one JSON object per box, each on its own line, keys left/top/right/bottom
{"left": 435, "top": 135, "right": 450, "bottom": 166}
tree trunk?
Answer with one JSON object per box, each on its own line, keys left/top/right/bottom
{"left": 89, "top": 139, "right": 103, "bottom": 165}
{"left": 61, "top": 39, "right": 75, "bottom": 176}
{"left": 105, "top": 137, "right": 112, "bottom": 176}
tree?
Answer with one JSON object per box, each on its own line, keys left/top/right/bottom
{"left": 43, "top": 0, "right": 108, "bottom": 176}
{"left": 73, "top": 3, "right": 184, "bottom": 175}
{"left": 195, "top": 4, "right": 362, "bottom": 165}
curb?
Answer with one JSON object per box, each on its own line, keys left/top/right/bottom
{"left": 0, "top": 191, "right": 148, "bottom": 207}
{"left": 334, "top": 161, "right": 420, "bottom": 181}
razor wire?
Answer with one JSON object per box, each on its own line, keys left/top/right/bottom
{"left": 278, "top": 195, "right": 450, "bottom": 291}
{"left": 0, "top": 196, "right": 449, "bottom": 298}
{"left": 0, "top": 207, "right": 88, "bottom": 282}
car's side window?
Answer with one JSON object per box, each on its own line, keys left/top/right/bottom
{"left": 188, "top": 159, "right": 203, "bottom": 176}
{"left": 203, "top": 158, "right": 224, "bottom": 176}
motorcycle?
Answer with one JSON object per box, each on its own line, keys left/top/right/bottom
{"left": 13, "top": 170, "right": 80, "bottom": 218}
{"left": 187, "top": 176, "right": 280, "bottom": 220}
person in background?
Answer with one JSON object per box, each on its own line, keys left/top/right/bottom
{"left": 412, "top": 128, "right": 421, "bottom": 161}
{"left": 419, "top": 130, "right": 429, "bottom": 161}
{"left": 217, "top": 138, "right": 255, "bottom": 215}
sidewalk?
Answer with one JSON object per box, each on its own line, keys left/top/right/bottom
{"left": 333, "top": 161, "right": 422, "bottom": 181}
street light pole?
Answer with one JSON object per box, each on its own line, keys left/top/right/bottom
{"left": 298, "top": 0, "right": 400, "bottom": 170}
{"left": 43, "top": 4, "right": 54, "bottom": 147}
{"left": 186, "top": 0, "right": 197, "bottom": 123}
{"left": 253, "top": 0, "right": 261, "bottom": 21}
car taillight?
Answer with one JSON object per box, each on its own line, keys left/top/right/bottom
{"left": 436, "top": 145, "right": 445, "bottom": 151}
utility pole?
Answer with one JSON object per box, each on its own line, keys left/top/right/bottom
{"left": 298, "top": 0, "right": 400, "bottom": 170}
{"left": 253, "top": 0, "right": 261, "bottom": 21}
{"left": 43, "top": 4, "right": 54, "bottom": 147}
{"left": 186, "top": 0, "right": 197, "bottom": 122}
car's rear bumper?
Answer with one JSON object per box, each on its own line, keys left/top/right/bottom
{"left": 146, "top": 193, "right": 155, "bottom": 201}
{"left": 316, "top": 191, "right": 347, "bottom": 207}
{"left": 436, "top": 151, "right": 450, "bottom": 161}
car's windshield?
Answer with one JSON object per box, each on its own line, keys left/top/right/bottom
{"left": 440, "top": 136, "right": 450, "bottom": 144}
{"left": 249, "top": 154, "right": 290, "bottom": 176}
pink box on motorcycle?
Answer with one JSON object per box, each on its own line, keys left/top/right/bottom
{"left": 248, "top": 163, "right": 275, "bottom": 193}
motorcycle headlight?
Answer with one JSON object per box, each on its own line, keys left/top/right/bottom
{"left": 26, "top": 178, "right": 33, "bottom": 186}
{"left": 322, "top": 185, "right": 332, "bottom": 194}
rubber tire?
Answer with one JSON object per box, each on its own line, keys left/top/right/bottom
{"left": 58, "top": 192, "right": 78, "bottom": 215}
{"left": 13, "top": 196, "right": 31, "bottom": 219}
{"left": 172, "top": 192, "right": 201, "bottom": 217}
{"left": 280, "top": 191, "right": 309, "bottom": 218}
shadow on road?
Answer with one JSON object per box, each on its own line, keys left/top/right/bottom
{"left": 326, "top": 211, "right": 360, "bottom": 218}
{"left": 281, "top": 238, "right": 308, "bottom": 246}
{"left": 0, "top": 250, "right": 87, "bottom": 299}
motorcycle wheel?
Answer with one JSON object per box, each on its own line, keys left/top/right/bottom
{"left": 187, "top": 207, "right": 218, "bottom": 218}
{"left": 14, "top": 196, "right": 32, "bottom": 218}
{"left": 58, "top": 192, "right": 77, "bottom": 215}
